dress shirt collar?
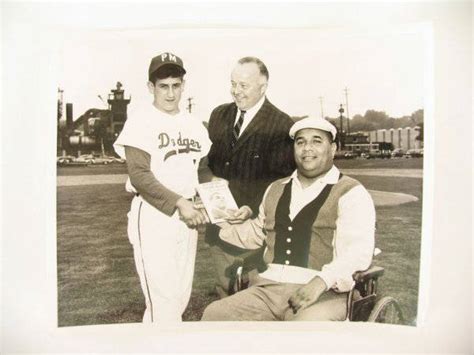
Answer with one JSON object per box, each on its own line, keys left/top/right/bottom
{"left": 282, "top": 165, "right": 340, "bottom": 187}
{"left": 236, "top": 95, "right": 266, "bottom": 121}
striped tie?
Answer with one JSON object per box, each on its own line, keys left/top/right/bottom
{"left": 232, "top": 110, "right": 246, "bottom": 147}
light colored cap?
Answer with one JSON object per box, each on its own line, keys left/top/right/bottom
{"left": 289, "top": 117, "right": 337, "bottom": 140}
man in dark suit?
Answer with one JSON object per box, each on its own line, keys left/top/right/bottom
{"left": 205, "top": 57, "right": 295, "bottom": 297}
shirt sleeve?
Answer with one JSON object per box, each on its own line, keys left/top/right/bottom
{"left": 114, "top": 114, "right": 153, "bottom": 158}
{"left": 218, "top": 186, "right": 271, "bottom": 249}
{"left": 125, "top": 146, "right": 182, "bottom": 216}
{"left": 317, "top": 185, "right": 376, "bottom": 292}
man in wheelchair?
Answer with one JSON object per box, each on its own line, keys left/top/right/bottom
{"left": 201, "top": 117, "right": 376, "bottom": 321}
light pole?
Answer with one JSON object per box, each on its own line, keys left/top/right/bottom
{"left": 344, "top": 87, "right": 350, "bottom": 134}
{"left": 339, "top": 104, "right": 345, "bottom": 150}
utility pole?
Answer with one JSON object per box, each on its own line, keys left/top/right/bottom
{"left": 187, "top": 97, "right": 194, "bottom": 113}
{"left": 57, "top": 88, "right": 64, "bottom": 155}
{"left": 318, "top": 96, "right": 324, "bottom": 119}
{"left": 344, "top": 87, "right": 350, "bottom": 134}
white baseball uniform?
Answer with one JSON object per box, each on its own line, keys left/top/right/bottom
{"left": 114, "top": 103, "right": 211, "bottom": 322}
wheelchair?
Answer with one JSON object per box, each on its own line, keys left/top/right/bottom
{"left": 228, "top": 247, "right": 404, "bottom": 324}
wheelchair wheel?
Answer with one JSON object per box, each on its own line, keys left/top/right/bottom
{"left": 367, "top": 296, "right": 404, "bottom": 324}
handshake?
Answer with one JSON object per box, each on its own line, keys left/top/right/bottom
{"left": 176, "top": 196, "right": 252, "bottom": 229}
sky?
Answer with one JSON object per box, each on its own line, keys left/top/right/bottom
{"left": 59, "top": 25, "right": 426, "bottom": 123}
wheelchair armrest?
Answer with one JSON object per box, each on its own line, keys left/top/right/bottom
{"left": 349, "top": 266, "right": 385, "bottom": 320}
{"left": 225, "top": 247, "right": 266, "bottom": 279}
{"left": 226, "top": 247, "right": 266, "bottom": 293}
{"left": 353, "top": 266, "right": 384, "bottom": 283}
{"left": 233, "top": 247, "right": 267, "bottom": 273}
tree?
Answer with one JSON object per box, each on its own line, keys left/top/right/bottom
{"left": 415, "top": 122, "right": 424, "bottom": 142}
{"left": 325, "top": 108, "right": 423, "bottom": 133}
{"left": 410, "top": 109, "right": 424, "bottom": 125}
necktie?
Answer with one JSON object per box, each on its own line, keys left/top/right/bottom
{"left": 232, "top": 110, "right": 246, "bottom": 147}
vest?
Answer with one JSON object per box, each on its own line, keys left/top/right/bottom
{"left": 262, "top": 174, "right": 360, "bottom": 271}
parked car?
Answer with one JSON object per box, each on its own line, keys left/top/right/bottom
{"left": 361, "top": 150, "right": 392, "bottom": 159}
{"left": 334, "top": 151, "right": 356, "bottom": 160}
{"left": 56, "top": 155, "right": 76, "bottom": 166}
{"left": 391, "top": 148, "right": 405, "bottom": 158}
{"left": 404, "top": 149, "right": 423, "bottom": 158}
{"left": 104, "top": 155, "right": 126, "bottom": 164}
{"left": 75, "top": 154, "right": 115, "bottom": 165}
{"left": 344, "top": 152, "right": 356, "bottom": 159}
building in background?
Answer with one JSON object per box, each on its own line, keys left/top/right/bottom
{"left": 57, "top": 82, "right": 131, "bottom": 157}
{"left": 368, "top": 127, "right": 422, "bottom": 151}
{"left": 344, "top": 126, "right": 422, "bottom": 156}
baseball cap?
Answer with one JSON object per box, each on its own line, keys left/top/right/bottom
{"left": 289, "top": 117, "right": 337, "bottom": 141}
{"left": 148, "top": 52, "right": 186, "bottom": 79}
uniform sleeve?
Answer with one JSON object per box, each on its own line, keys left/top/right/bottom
{"left": 114, "top": 115, "right": 153, "bottom": 158}
{"left": 125, "top": 146, "right": 182, "bottom": 216}
{"left": 318, "top": 185, "right": 376, "bottom": 292}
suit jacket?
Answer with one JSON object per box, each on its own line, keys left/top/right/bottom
{"left": 207, "top": 98, "right": 296, "bottom": 217}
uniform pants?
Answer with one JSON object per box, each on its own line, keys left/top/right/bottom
{"left": 128, "top": 197, "right": 198, "bottom": 323}
{"left": 201, "top": 274, "right": 348, "bottom": 321}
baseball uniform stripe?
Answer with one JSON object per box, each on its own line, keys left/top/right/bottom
{"left": 137, "top": 201, "right": 154, "bottom": 322}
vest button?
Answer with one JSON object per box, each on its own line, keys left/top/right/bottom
{"left": 286, "top": 250, "right": 291, "bottom": 255}
{"left": 225, "top": 161, "right": 230, "bottom": 166}
{"left": 288, "top": 226, "right": 293, "bottom": 231}
{"left": 285, "top": 260, "right": 290, "bottom": 265}
{"left": 286, "top": 238, "right": 291, "bottom": 243}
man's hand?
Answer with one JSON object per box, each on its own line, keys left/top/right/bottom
{"left": 225, "top": 206, "right": 253, "bottom": 224}
{"left": 288, "top": 276, "right": 328, "bottom": 314}
{"left": 176, "top": 197, "right": 207, "bottom": 228}
{"left": 192, "top": 196, "right": 210, "bottom": 224}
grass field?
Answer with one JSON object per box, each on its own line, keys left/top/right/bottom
{"left": 57, "top": 158, "right": 423, "bottom": 326}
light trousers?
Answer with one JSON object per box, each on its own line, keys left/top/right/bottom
{"left": 202, "top": 273, "right": 348, "bottom": 321}
{"left": 128, "top": 197, "right": 198, "bottom": 322}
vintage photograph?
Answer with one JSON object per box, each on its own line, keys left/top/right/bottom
{"left": 56, "top": 25, "right": 427, "bottom": 326}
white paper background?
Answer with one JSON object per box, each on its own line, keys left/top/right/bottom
{"left": 1, "top": 1, "right": 472, "bottom": 353}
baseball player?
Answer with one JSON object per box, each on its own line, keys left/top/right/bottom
{"left": 114, "top": 52, "right": 211, "bottom": 322}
